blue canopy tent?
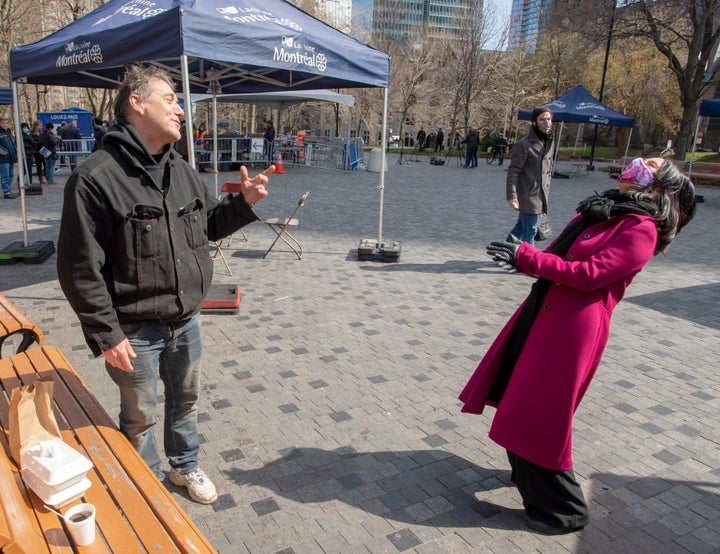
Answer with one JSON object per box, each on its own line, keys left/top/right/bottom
{"left": 9, "top": 0, "right": 393, "bottom": 256}
{"left": 688, "top": 98, "right": 720, "bottom": 173}
{"left": 699, "top": 98, "right": 720, "bottom": 117}
{"left": 518, "top": 85, "right": 635, "bottom": 168}
{"left": 0, "top": 88, "right": 11, "bottom": 105}
{"left": 518, "top": 85, "right": 635, "bottom": 127}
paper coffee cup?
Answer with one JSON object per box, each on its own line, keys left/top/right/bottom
{"left": 64, "top": 503, "right": 96, "bottom": 546}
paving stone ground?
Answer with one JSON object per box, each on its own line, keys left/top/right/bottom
{"left": 0, "top": 153, "right": 718, "bottom": 553}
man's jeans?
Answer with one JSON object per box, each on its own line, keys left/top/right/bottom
{"left": 45, "top": 158, "right": 56, "bottom": 183}
{"left": 465, "top": 148, "right": 477, "bottom": 167}
{"left": 0, "top": 163, "right": 14, "bottom": 195}
{"left": 106, "top": 315, "right": 203, "bottom": 478}
{"left": 508, "top": 212, "right": 539, "bottom": 245}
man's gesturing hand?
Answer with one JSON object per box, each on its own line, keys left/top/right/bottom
{"left": 239, "top": 164, "right": 274, "bottom": 207}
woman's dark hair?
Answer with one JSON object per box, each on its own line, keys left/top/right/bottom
{"left": 628, "top": 160, "right": 696, "bottom": 254}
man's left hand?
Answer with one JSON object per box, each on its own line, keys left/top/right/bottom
{"left": 239, "top": 164, "right": 274, "bottom": 207}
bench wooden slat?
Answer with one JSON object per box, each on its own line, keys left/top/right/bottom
{"left": 687, "top": 162, "right": 720, "bottom": 181}
{"left": 0, "top": 294, "right": 45, "bottom": 358}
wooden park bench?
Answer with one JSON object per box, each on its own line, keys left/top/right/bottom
{"left": 0, "top": 345, "right": 217, "bottom": 553}
{"left": 687, "top": 161, "right": 720, "bottom": 183}
{"left": 0, "top": 293, "right": 44, "bottom": 358}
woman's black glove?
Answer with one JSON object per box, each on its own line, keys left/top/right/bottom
{"left": 486, "top": 240, "right": 521, "bottom": 266}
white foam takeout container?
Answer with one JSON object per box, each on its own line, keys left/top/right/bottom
{"left": 22, "top": 471, "right": 92, "bottom": 508}
{"left": 21, "top": 438, "right": 93, "bottom": 487}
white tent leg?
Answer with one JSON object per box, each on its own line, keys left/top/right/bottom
{"left": 573, "top": 123, "right": 583, "bottom": 156}
{"left": 345, "top": 107, "right": 352, "bottom": 171}
{"left": 688, "top": 115, "right": 702, "bottom": 174}
{"left": 623, "top": 128, "right": 633, "bottom": 165}
{"left": 12, "top": 82, "right": 28, "bottom": 247}
{"left": 180, "top": 55, "right": 195, "bottom": 170}
{"left": 212, "top": 92, "right": 218, "bottom": 197}
{"left": 553, "top": 122, "right": 564, "bottom": 168}
{"left": 377, "top": 87, "right": 389, "bottom": 246}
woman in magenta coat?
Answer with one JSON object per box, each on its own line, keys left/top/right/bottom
{"left": 460, "top": 157, "right": 696, "bottom": 535}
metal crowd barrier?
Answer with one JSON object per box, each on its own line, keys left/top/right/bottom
{"left": 52, "top": 136, "right": 366, "bottom": 173}
{"left": 55, "top": 138, "right": 95, "bottom": 163}
{"left": 195, "top": 135, "right": 365, "bottom": 172}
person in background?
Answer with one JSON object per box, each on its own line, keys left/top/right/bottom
{"left": 57, "top": 64, "right": 275, "bottom": 505}
{"left": 39, "top": 122, "right": 59, "bottom": 185}
{"left": 57, "top": 121, "right": 68, "bottom": 167}
{"left": 435, "top": 128, "right": 444, "bottom": 152}
{"left": 92, "top": 117, "right": 107, "bottom": 152}
{"left": 461, "top": 157, "right": 696, "bottom": 535}
{"left": 493, "top": 135, "right": 508, "bottom": 165}
{"left": 461, "top": 127, "right": 479, "bottom": 168}
{"left": 31, "top": 121, "right": 46, "bottom": 185}
{"left": 65, "top": 120, "right": 82, "bottom": 171}
{"left": 20, "top": 122, "right": 37, "bottom": 187}
{"left": 416, "top": 127, "right": 426, "bottom": 151}
{"left": 0, "top": 116, "right": 18, "bottom": 199}
{"left": 263, "top": 120, "right": 275, "bottom": 165}
{"left": 505, "top": 107, "right": 554, "bottom": 244}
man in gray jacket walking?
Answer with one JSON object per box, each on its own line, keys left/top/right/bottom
{"left": 505, "top": 106, "right": 554, "bottom": 244}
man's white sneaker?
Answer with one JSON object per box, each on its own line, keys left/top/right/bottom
{"left": 169, "top": 467, "right": 218, "bottom": 504}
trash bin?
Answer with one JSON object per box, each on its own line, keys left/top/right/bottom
{"left": 366, "top": 148, "right": 387, "bottom": 173}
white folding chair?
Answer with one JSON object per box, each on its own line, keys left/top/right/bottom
{"left": 210, "top": 181, "right": 249, "bottom": 275}
{"left": 263, "top": 191, "right": 310, "bottom": 259}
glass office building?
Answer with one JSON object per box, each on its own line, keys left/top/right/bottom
{"left": 352, "top": 0, "right": 478, "bottom": 43}
{"left": 508, "top": 0, "right": 554, "bottom": 52}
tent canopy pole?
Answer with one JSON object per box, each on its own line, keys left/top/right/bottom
{"left": 11, "top": 82, "right": 28, "bottom": 247}
{"left": 180, "top": 55, "right": 195, "bottom": 170}
{"left": 377, "top": 87, "right": 389, "bottom": 246}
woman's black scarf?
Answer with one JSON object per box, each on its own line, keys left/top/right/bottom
{"left": 487, "top": 190, "right": 657, "bottom": 403}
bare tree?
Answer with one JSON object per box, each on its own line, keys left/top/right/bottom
{"left": 439, "top": 0, "right": 510, "bottom": 145}
{"left": 617, "top": 0, "right": 720, "bottom": 158}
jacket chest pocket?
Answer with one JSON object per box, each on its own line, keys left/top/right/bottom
{"left": 125, "top": 204, "right": 164, "bottom": 260}
{"left": 178, "top": 198, "right": 206, "bottom": 249}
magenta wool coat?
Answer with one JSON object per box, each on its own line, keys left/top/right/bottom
{"left": 460, "top": 214, "right": 657, "bottom": 471}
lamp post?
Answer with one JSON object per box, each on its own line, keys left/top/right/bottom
{"left": 588, "top": 0, "right": 617, "bottom": 171}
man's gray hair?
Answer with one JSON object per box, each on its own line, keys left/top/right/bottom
{"left": 114, "top": 64, "right": 176, "bottom": 121}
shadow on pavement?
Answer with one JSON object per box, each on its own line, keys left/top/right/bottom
{"left": 354, "top": 259, "right": 495, "bottom": 274}
{"left": 223, "top": 446, "right": 528, "bottom": 529}
{"left": 625, "top": 283, "right": 720, "bottom": 330}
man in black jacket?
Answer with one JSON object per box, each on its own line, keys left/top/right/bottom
{"left": 57, "top": 65, "right": 274, "bottom": 504}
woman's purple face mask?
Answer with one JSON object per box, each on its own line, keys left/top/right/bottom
{"left": 618, "top": 158, "right": 656, "bottom": 187}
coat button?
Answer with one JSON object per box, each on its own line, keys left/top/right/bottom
{"left": 177, "top": 259, "right": 181, "bottom": 266}
{"left": 568, "top": 255, "right": 574, "bottom": 261}
{"left": 583, "top": 233, "right": 591, "bottom": 239}
{"left": 145, "top": 224, "right": 152, "bottom": 231}
{"left": 543, "top": 304, "right": 550, "bottom": 310}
